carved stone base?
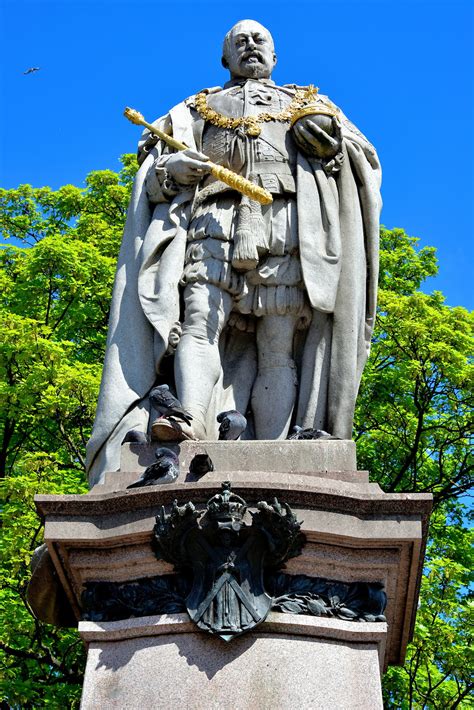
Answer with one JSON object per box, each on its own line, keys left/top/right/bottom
{"left": 113, "top": 439, "right": 359, "bottom": 485}
{"left": 79, "top": 613, "right": 387, "bottom": 710}
{"left": 32, "top": 440, "right": 431, "bottom": 708}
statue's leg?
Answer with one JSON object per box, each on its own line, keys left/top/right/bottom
{"left": 174, "top": 282, "right": 233, "bottom": 439}
{"left": 251, "top": 314, "right": 299, "bottom": 439}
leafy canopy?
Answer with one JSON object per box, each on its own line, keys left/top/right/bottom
{"left": 0, "top": 157, "right": 135, "bottom": 707}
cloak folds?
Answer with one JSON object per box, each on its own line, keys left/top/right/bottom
{"left": 86, "top": 96, "right": 382, "bottom": 486}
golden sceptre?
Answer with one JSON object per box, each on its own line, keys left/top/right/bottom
{"left": 124, "top": 107, "right": 273, "bottom": 206}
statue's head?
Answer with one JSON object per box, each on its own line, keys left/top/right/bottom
{"left": 222, "top": 20, "right": 277, "bottom": 80}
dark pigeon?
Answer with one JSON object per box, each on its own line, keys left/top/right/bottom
{"left": 217, "top": 410, "right": 247, "bottom": 440}
{"left": 126, "top": 447, "right": 179, "bottom": 488}
{"left": 189, "top": 453, "right": 214, "bottom": 478}
{"left": 149, "top": 385, "right": 193, "bottom": 425}
{"left": 122, "top": 429, "right": 148, "bottom": 445}
{"left": 287, "top": 426, "right": 339, "bottom": 440}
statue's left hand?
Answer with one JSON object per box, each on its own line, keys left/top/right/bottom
{"left": 293, "top": 115, "right": 342, "bottom": 159}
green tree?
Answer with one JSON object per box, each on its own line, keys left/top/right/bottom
{"left": 354, "top": 228, "right": 473, "bottom": 708}
{"left": 0, "top": 165, "right": 472, "bottom": 707}
{"left": 0, "top": 157, "right": 136, "bottom": 707}
{"left": 355, "top": 228, "right": 473, "bottom": 506}
{"left": 383, "top": 504, "right": 473, "bottom": 708}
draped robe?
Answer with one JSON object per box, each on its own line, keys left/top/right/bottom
{"left": 86, "top": 85, "right": 382, "bottom": 486}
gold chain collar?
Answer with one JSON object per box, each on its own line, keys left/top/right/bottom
{"left": 194, "top": 84, "right": 320, "bottom": 137}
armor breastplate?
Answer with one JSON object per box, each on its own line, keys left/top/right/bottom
{"left": 200, "top": 81, "right": 297, "bottom": 195}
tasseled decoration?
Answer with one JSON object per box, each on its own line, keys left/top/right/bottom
{"left": 232, "top": 192, "right": 269, "bottom": 272}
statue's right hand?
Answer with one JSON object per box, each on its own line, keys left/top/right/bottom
{"left": 164, "top": 150, "right": 212, "bottom": 186}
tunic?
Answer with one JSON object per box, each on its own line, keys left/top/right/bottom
{"left": 151, "top": 79, "right": 312, "bottom": 325}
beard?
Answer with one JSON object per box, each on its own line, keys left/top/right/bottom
{"left": 243, "top": 63, "right": 267, "bottom": 78}
{"left": 239, "top": 52, "right": 272, "bottom": 79}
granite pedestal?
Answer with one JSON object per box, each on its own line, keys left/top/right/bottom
{"left": 33, "top": 440, "right": 432, "bottom": 709}
{"left": 80, "top": 614, "right": 386, "bottom": 710}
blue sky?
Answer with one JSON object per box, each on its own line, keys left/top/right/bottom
{"left": 0, "top": 0, "right": 473, "bottom": 308}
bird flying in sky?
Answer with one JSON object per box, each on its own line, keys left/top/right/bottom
{"left": 23, "top": 67, "right": 41, "bottom": 75}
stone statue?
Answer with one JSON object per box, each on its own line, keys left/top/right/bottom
{"left": 86, "top": 19, "right": 381, "bottom": 485}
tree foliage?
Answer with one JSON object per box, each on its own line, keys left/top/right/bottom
{"left": 0, "top": 158, "right": 135, "bottom": 707}
{"left": 0, "top": 163, "right": 472, "bottom": 707}
{"left": 383, "top": 504, "right": 473, "bottom": 708}
{"left": 356, "top": 228, "right": 473, "bottom": 507}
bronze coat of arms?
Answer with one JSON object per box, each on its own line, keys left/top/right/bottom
{"left": 153, "top": 482, "right": 304, "bottom": 641}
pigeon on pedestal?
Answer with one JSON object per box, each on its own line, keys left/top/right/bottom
{"left": 189, "top": 453, "right": 214, "bottom": 478}
{"left": 149, "top": 385, "right": 193, "bottom": 425}
{"left": 126, "top": 447, "right": 179, "bottom": 488}
{"left": 122, "top": 430, "right": 148, "bottom": 445}
{"left": 287, "top": 426, "right": 339, "bottom": 440}
{"left": 217, "top": 410, "right": 247, "bottom": 440}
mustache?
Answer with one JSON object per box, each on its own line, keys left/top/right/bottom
{"left": 240, "top": 50, "right": 264, "bottom": 62}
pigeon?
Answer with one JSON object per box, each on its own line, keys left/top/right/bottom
{"left": 23, "top": 67, "right": 41, "bottom": 75}
{"left": 149, "top": 385, "right": 193, "bottom": 425}
{"left": 126, "top": 447, "right": 179, "bottom": 488}
{"left": 287, "top": 426, "right": 339, "bottom": 440}
{"left": 217, "top": 410, "right": 247, "bottom": 440}
{"left": 122, "top": 429, "right": 148, "bottom": 445}
{"left": 189, "top": 453, "right": 214, "bottom": 477}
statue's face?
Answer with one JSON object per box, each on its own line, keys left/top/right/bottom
{"left": 223, "top": 20, "right": 276, "bottom": 80}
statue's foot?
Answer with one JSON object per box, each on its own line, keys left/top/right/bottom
{"left": 151, "top": 417, "right": 198, "bottom": 442}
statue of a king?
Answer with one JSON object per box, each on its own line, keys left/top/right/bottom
{"left": 86, "top": 20, "right": 382, "bottom": 485}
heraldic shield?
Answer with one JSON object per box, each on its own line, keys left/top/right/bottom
{"left": 153, "top": 482, "right": 304, "bottom": 641}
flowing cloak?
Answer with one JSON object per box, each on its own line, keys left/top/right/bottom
{"left": 86, "top": 92, "right": 382, "bottom": 486}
